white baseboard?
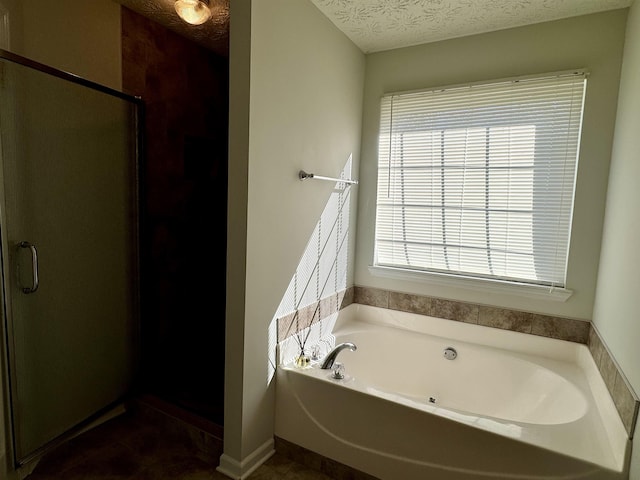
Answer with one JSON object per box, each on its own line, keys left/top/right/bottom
{"left": 216, "top": 438, "right": 275, "bottom": 479}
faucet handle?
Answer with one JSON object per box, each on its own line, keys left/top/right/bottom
{"left": 331, "top": 362, "right": 345, "bottom": 379}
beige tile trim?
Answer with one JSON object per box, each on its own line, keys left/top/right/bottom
{"left": 588, "top": 326, "right": 640, "bottom": 437}
{"left": 353, "top": 286, "right": 590, "bottom": 343}
{"left": 278, "top": 285, "right": 589, "bottom": 344}
{"left": 276, "top": 287, "right": 354, "bottom": 342}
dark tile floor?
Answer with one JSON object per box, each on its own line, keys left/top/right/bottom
{"left": 26, "top": 409, "right": 333, "bottom": 480}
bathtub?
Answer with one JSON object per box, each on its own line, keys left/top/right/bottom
{"left": 275, "top": 304, "right": 630, "bottom": 480}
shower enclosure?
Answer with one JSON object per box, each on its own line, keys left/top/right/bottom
{"left": 0, "top": 50, "right": 141, "bottom": 466}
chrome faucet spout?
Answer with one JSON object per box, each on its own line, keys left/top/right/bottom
{"left": 320, "top": 342, "right": 357, "bottom": 369}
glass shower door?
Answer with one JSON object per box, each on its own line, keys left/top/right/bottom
{"left": 0, "top": 51, "right": 141, "bottom": 464}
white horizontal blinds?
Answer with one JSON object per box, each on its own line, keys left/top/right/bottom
{"left": 375, "top": 73, "right": 586, "bottom": 286}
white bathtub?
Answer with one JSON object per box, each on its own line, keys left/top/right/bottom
{"left": 275, "top": 304, "right": 630, "bottom": 480}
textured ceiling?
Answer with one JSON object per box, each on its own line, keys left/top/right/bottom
{"left": 115, "top": 0, "right": 632, "bottom": 57}
{"left": 309, "top": 0, "right": 633, "bottom": 53}
{"left": 115, "top": 0, "right": 229, "bottom": 56}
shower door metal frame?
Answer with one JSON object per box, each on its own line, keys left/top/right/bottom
{"left": 0, "top": 48, "right": 144, "bottom": 468}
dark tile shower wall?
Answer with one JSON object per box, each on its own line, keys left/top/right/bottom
{"left": 121, "top": 7, "right": 229, "bottom": 425}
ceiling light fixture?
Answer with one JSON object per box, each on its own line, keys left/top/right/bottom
{"left": 174, "top": 0, "right": 212, "bottom": 25}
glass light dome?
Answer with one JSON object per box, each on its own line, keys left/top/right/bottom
{"left": 174, "top": 0, "right": 212, "bottom": 26}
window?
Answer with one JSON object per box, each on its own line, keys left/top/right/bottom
{"left": 374, "top": 72, "right": 587, "bottom": 288}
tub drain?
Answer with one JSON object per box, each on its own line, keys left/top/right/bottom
{"left": 443, "top": 347, "right": 457, "bottom": 360}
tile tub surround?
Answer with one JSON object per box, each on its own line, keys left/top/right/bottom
{"left": 589, "top": 326, "right": 640, "bottom": 437}
{"left": 354, "top": 286, "right": 591, "bottom": 343}
{"left": 277, "top": 285, "right": 591, "bottom": 348}
{"left": 277, "top": 285, "right": 639, "bottom": 439}
{"left": 277, "top": 287, "right": 354, "bottom": 342}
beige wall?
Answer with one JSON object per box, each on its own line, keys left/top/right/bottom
{"left": 355, "top": 9, "right": 627, "bottom": 320}
{"left": 4, "top": 0, "right": 122, "bottom": 90}
{"left": 592, "top": 1, "right": 640, "bottom": 477}
{"left": 223, "top": 0, "right": 365, "bottom": 473}
{"left": 224, "top": 0, "right": 251, "bottom": 465}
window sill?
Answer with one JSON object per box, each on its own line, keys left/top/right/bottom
{"left": 368, "top": 265, "right": 573, "bottom": 302}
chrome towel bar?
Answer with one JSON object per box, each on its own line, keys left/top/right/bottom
{"left": 298, "top": 170, "right": 358, "bottom": 185}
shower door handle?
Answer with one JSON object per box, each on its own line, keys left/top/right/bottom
{"left": 19, "top": 241, "right": 39, "bottom": 294}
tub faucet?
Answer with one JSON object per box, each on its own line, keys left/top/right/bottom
{"left": 320, "top": 342, "right": 357, "bottom": 369}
